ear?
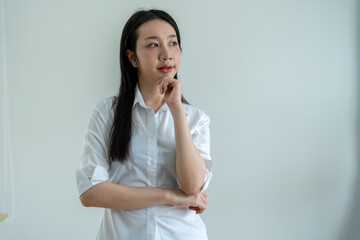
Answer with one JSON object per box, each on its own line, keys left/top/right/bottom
{"left": 126, "top": 50, "right": 138, "bottom": 68}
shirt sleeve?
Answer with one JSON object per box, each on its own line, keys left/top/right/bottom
{"left": 75, "top": 101, "right": 111, "bottom": 197}
{"left": 193, "top": 112, "right": 213, "bottom": 192}
{"left": 176, "top": 110, "right": 213, "bottom": 193}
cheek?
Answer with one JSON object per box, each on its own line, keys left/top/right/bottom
{"left": 139, "top": 51, "right": 157, "bottom": 65}
{"left": 174, "top": 48, "right": 181, "bottom": 56}
{"left": 139, "top": 48, "right": 156, "bottom": 57}
{"left": 136, "top": 51, "right": 156, "bottom": 69}
{"left": 174, "top": 48, "right": 181, "bottom": 64}
{"left": 145, "top": 51, "right": 157, "bottom": 59}
{"left": 173, "top": 48, "right": 181, "bottom": 62}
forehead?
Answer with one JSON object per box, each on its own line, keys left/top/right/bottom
{"left": 137, "top": 19, "right": 176, "bottom": 40}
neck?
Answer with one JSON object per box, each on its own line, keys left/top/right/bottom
{"left": 138, "top": 79, "right": 165, "bottom": 112}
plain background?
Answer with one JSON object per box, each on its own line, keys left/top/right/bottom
{"left": 1, "top": 0, "right": 359, "bottom": 239}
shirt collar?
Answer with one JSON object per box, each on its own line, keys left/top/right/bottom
{"left": 132, "top": 83, "right": 170, "bottom": 112}
{"left": 132, "top": 83, "right": 144, "bottom": 109}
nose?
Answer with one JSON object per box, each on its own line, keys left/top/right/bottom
{"left": 160, "top": 46, "right": 173, "bottom": 61}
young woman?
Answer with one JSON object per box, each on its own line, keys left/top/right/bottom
{"left": 76, "top": 9, "right": 213, "bottom": 240}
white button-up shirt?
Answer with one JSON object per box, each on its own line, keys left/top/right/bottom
{"left": 76, "top": 84, "right": 213, "bottom": 240}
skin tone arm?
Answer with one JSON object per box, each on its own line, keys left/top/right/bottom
{"left": 159, "top": 77, "right": 207, "bottom": 196}
{"left": 80, "top": 182, "right": 207, "bottom": 214}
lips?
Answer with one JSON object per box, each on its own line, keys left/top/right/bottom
{"left": 158, "top": 65, "right": 174, "bottom": 73}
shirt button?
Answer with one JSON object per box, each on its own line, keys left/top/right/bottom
{"left": 151, "top": 160, "right": 155, "bottom": 165}
{"left": 152, "top": 135, "right": 156, "bottom": 140}
{"left": 150, "top": 215, "right": 155, "bottom": 220}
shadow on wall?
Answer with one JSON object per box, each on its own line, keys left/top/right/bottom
{"left": 338, "top": 1, "right": 360, "bottom": 240}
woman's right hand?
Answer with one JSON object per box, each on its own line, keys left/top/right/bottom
{"left": 167, "top": 189, "right": 207, "bottom": 214}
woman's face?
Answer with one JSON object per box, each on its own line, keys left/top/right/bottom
{"left": 128, "top": 19, "right": 181, "bottom": 84}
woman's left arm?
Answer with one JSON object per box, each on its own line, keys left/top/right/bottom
{"left": 159, "top": 77, "right": 207, "bottom": 196}
{"left": 172, "top": 106, "right": 207, "bottom": 195}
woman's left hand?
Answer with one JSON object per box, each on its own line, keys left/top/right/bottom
{"left": 158, "top": 77, "right": 183, "bottom": 109}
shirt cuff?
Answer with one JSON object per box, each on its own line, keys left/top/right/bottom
{"left": 76, "top": 165, "right": 109, "bottom": 196}
{"left": 200, "top": 159, "right": 213, "bottom": 192}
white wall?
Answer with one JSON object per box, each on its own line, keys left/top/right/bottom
{"left": 1, "top": 0, "right": 359, "bottom": 239}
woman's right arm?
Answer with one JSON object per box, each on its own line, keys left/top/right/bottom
{"left": 80, "top": 182, "right": 207, "bottom": 214}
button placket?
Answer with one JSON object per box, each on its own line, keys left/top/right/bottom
{"left": 147, "top": 110, "right": 157, "bottom": 188}
{"left": 146, "top": 206, "right": 157, "bottom": 240}
{"left": 151, "top": 114, "right": 158, "bottom": 169}
{"left": 146, "top": 110, "right": 158, "bottom": 240}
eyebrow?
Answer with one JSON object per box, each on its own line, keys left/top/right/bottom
{"left": 144, "top": 34, "right": 177, "bottom": 40}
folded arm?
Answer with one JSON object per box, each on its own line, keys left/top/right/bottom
{"left": 79, "top": 182, "right": 207, "bottom": 214}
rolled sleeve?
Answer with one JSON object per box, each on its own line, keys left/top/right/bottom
{"left": 176, "top": 111, "right": 213, "bottom": 193}
{"left": 193, "top": 113, "right": 213, "bottom": 192}
{"left": 76, "top": 103, "right": 111, "bottom": 196}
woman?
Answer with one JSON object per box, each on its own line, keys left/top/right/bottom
{"left": 76, "top": 9, "right": 213, "bottom": 240}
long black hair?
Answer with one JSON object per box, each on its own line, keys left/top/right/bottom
{"left": 108, "top": 9, "right": 188, "bottom": 164}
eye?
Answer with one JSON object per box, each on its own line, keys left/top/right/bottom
{"left": 147, "top": 43, "right": 158, "bottom": 48}
{"left": 170, "top": 41, "right": 178, "bottom": 46}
